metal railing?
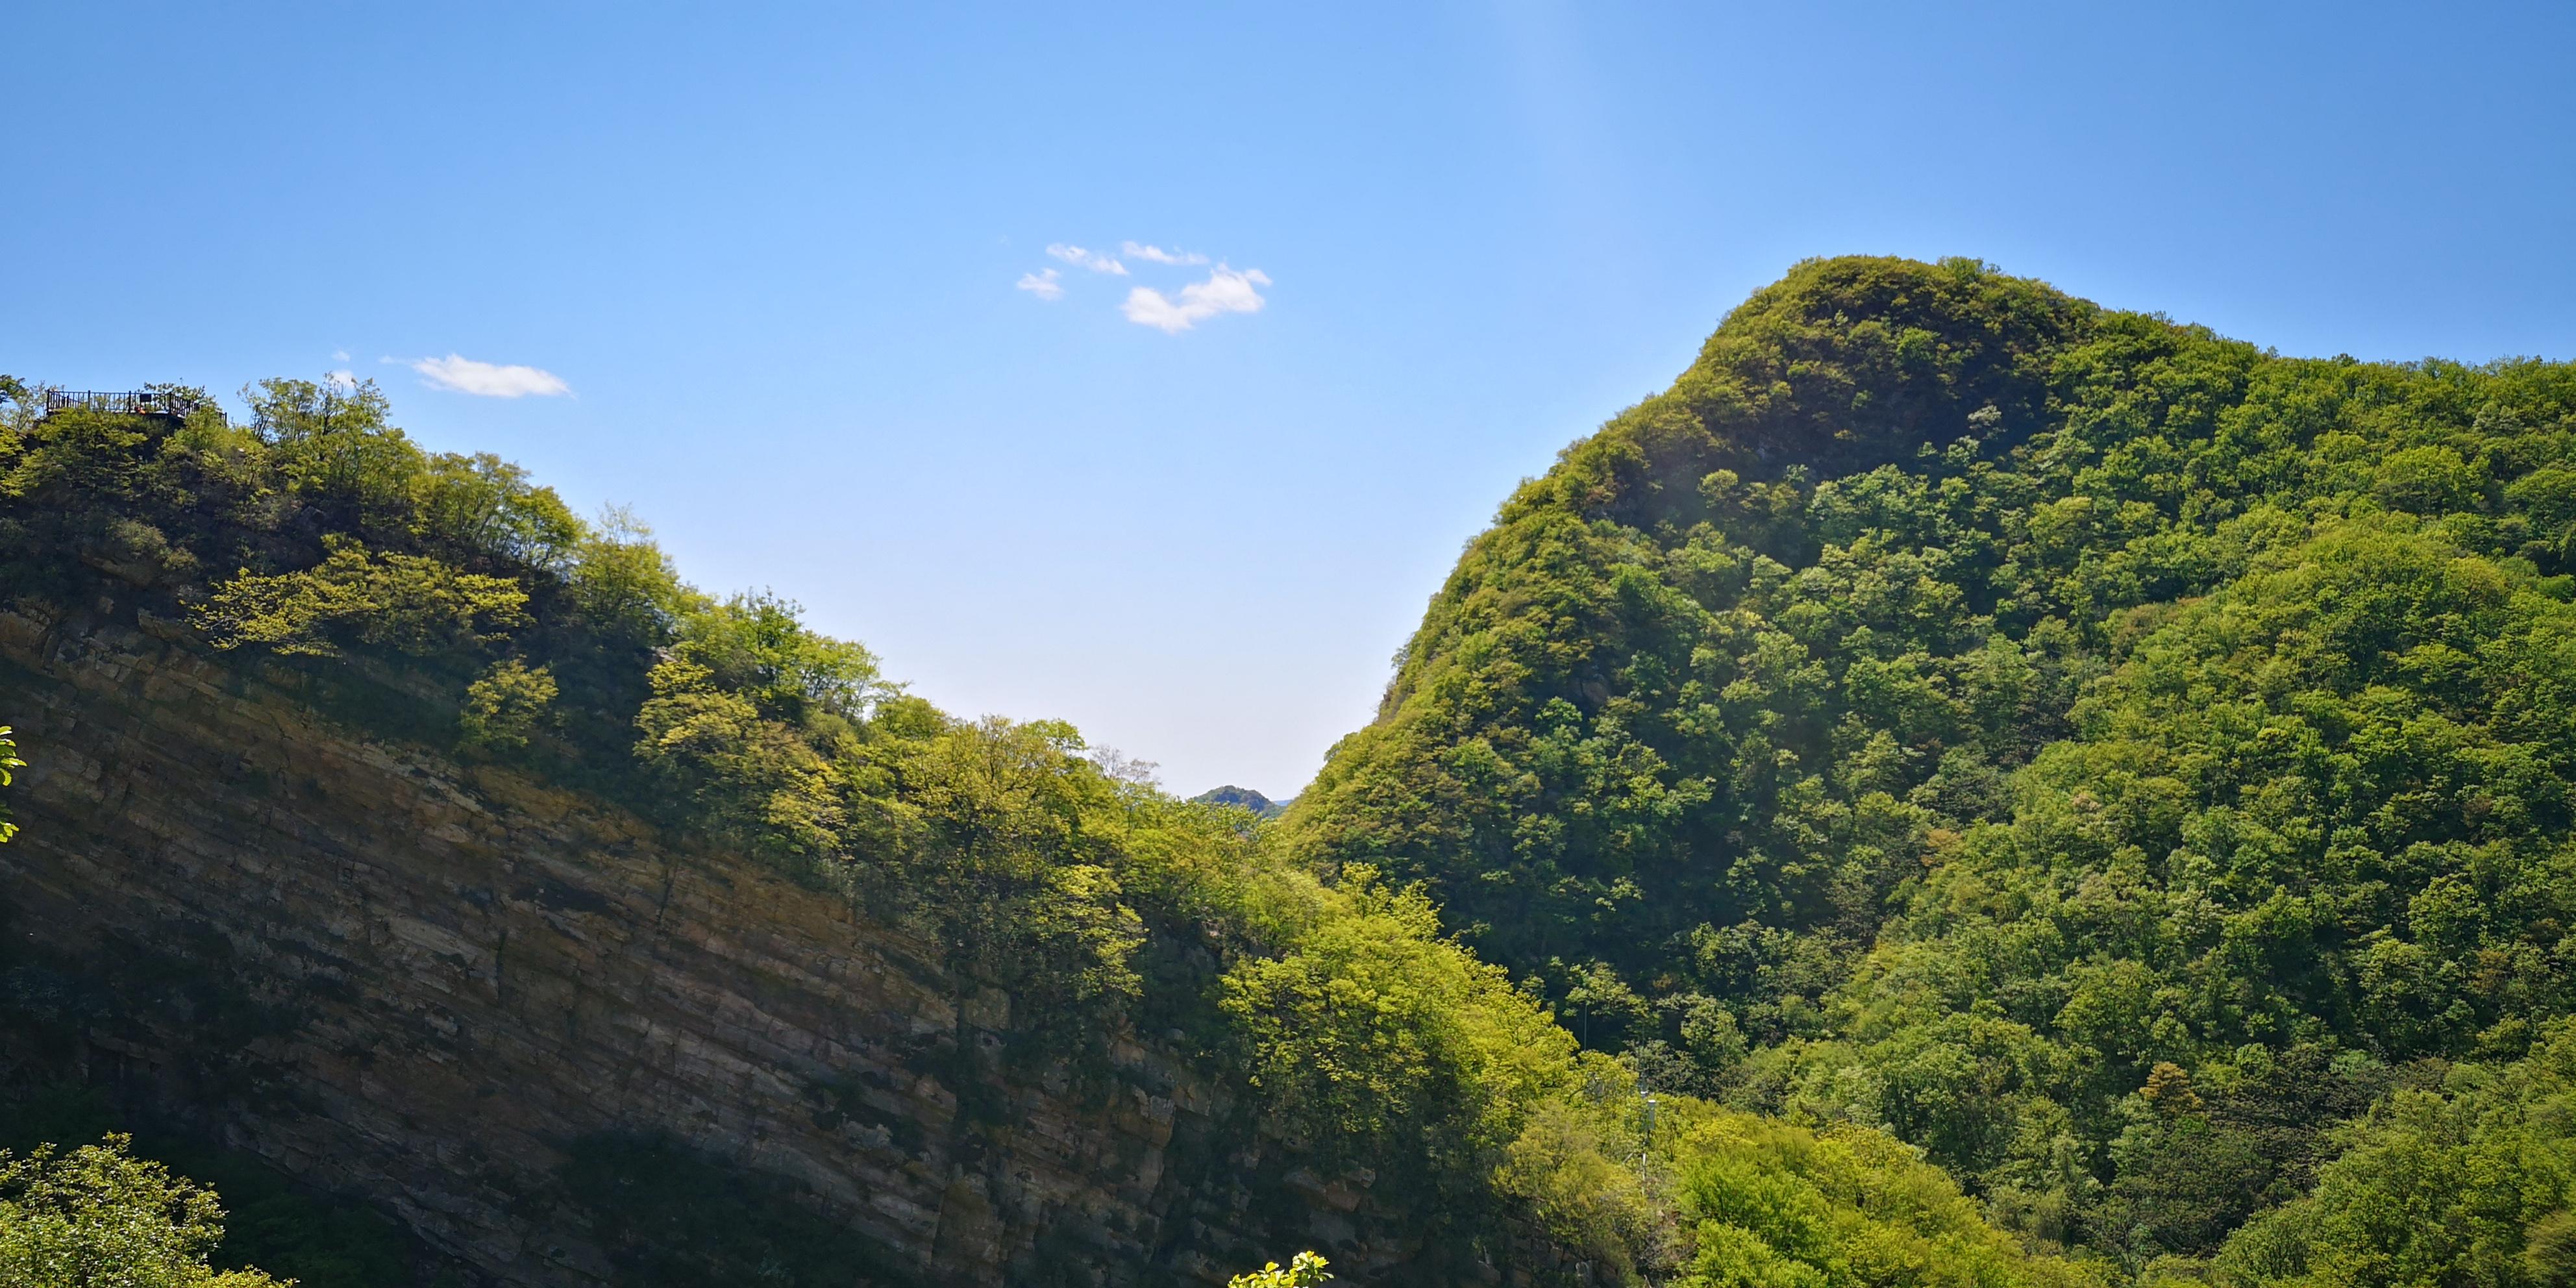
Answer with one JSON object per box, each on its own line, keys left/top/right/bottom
{"left": 40, "top": 389, "right": 225, "bottom": 423}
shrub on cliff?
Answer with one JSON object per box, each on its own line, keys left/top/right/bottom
{"left": 0, "top": 1134, "right": 289, "bottom": 1287}
{"left": 1230, "top": 1250, "right": 1333, "bottom": 1287}
{"left": 0, "top": 374, "right": 697, "bottom": 770}
{"left": 0, "top": 724, "right": 20, "bottom": 844}
{"left": 1220, "top": 872, "right": 1595, "bottom": 1169}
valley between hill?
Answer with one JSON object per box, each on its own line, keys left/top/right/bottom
{"left": 8, "top": 256, "right": 2575, "bottom": 1286}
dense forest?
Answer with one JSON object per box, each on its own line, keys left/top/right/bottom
{"left": 6, "top": 254, "right": 2575, "bottom": 1285}
{"left": 1283, "top": 256, "right": 2576, "bottom": 1280}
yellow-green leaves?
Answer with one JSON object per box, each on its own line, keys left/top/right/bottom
{"left": 460, "top": 659, "right": 558, "bottom": 750}
{"left": 662, "top": 590, "right": 890, "bottom": 724}
{"left": 1671, "top": 1112, "right": 2101, "bottom": 1288}
{"left": 1228, "top": 1250, "right": 1331, "bottom": 1288}
{"left": 1495, "top": 1100, "right": 1658, "bottom": 1279}
{"left": 0, "top": 724, "right": 21, "bottom": 844}
{"left": 195, "top": 538, "right": 527, "bottom": 658}
{"left": 1219, "top": 878, "right": 1581, "bottom": 1159}
{"left": 0, "top": 1135, "right": 290, "bottom": 1288}
{"left": 634, "top": 652, "right": 847, "bottom": 861}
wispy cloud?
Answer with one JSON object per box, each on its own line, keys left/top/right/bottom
{"left": 331, "top": 349, "right": 351, "bottom": 362}
{"left": 325, "top": 369, "right": 359, "bottom": 390}
{"left": 1045, "top": 243, "right": 1128, "bottom": 275}
{"left": 1121, "top": 241, "right": 1208, "bottom": 266}
{"left": 1021, "top": 239, "right": 1271, "bottom": 330}
{"left": 1122, "top": 266, "right": 1272, "bottom": 334}
{"left": 408, "top": 354, "right": 572, "bottom": 398}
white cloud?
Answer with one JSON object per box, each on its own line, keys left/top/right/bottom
{"left": 1045, "top": 243, "right": 1128, "bottom": 275}
{"left": 1121, "top": 241, "right": 1208, "bottom": 266}
{"left": 1121, "top": 266, "right": 1272, "bottom": 334}
{"left": 331, "top": 349, "right": 351, "bottom": 362}
{"left": 1016, "top": 267, "right": 1065, "bottom": 300}
{"left": 408, "top": 354, "right": 572, "bottom": 398}
{"left": 324, "top": 369, "right": 358, "bottom": 390}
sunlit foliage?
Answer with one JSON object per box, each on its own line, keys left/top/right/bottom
{"left": 0, "top": 1135, "right": 288, "bottom": 1288}
{"left": 1666, "top": 1108, "right": 2102, "bottom": 1288}
{"left": 1230, "top": 1250, "right": 1333, "bottom": 1288}
{"left": 0, "top": 724, "right": 21, "bottom": 844}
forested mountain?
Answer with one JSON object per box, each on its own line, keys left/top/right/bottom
{"left": 1194, "top": 785, "right": 1293, "bottom": 819}
{"left": 6, "top": 254, "right": 2575, "bottom": 1285}
{"left": 1283, "top": 254, "right": 2576, "bottom": 1277}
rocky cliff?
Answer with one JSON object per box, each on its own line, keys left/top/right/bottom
{"left": 0, "top": 602, "right": 1426, "bottom": 1286}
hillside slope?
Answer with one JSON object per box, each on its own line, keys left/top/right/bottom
{"left": 0, "top": 377, "right": 1557, "bottom": 1284}
{"left": 0, "top": 365, "right": 2098, "bottom": 1286}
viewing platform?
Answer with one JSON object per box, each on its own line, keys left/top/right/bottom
{"left": 41, "top": 388, "right": 223, "bottom": 422}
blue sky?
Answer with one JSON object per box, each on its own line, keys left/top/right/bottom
{"left": 8, "top": 3, "right": 2573, "bottom": 798}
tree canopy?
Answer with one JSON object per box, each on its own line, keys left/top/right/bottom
{"left": 0, "top": 1135, "right": 289, "bottom": 1288}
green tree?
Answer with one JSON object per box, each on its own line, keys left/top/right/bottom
{"left": 195, "top": 538, "right": 530, "bottom": 658}
{"left": 1218, "top": 875, "right": 1588, "bottom": 1165}
{"left": 1228, "top": 1250, "right": 1332, "bottom": 1288}
{"left": 458, "top": 658, "right": 558, "bottom": 750}
{"left": 1668, "top": 1109, "right": 2102, "bottom": 1288}
{"left": 0, "top": 1135, "right": 290, "bottom": 1287}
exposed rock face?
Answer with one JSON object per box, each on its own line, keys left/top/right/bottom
{"left": 0, "top": 605, "right": 1428, "bottom": 1286}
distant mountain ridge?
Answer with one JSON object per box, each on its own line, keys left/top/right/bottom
{"left": 1191, "top": 784, "right": 1291, "bottom": 818}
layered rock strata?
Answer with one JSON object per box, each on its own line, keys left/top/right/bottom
{"left": 0, "top": 604, "right": 1424, "bottom": 1286}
